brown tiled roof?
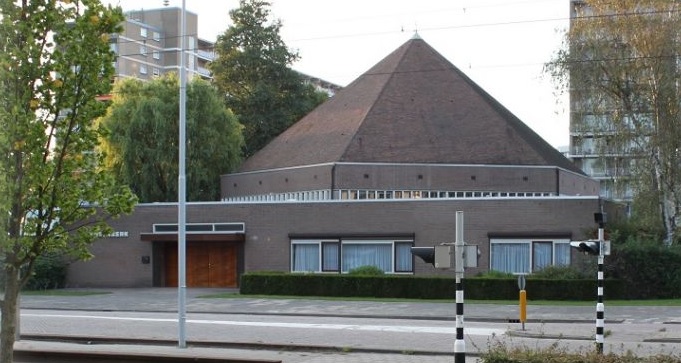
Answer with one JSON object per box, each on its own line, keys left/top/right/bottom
{"left": 238, "top": 37, "right": 583, "bottom": 174}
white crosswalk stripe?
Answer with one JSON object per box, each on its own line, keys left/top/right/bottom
{"left": 23, "top": 312, "right": 505, "bottom": 336}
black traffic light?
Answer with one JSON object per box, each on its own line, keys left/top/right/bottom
{"left": 570, "top": 240, "right": 600, "bottom": 256}
{"left": 594, "top": 212, "right": 607, "bottom": 227}
{"left": 411, "top": 246, "right": 435, "bottom": 265}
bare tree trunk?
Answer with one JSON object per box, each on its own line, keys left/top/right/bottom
{"left": 661, "top": 194, "right": 677, "bottom": 247}
{"left": 1, "top": 266, "right": 20, "bottom": 363}
{"left": 652, "top": 148, "right": 678, "bottom": 247}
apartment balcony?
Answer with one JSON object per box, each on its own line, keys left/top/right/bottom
{"left": 570, "top": 148, "right": 597, "bottom": 156}
{"left": 197, "top": 49, "right": 215, "bottom": 61}
{"left": 197, "top": 66, "right": 211, "bottom": 78}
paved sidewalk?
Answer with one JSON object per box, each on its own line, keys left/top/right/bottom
{"left": 16, "top": 288, "right": 681, "bottom": 362}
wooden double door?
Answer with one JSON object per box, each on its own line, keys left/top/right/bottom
{"left": 165, "top": 242, "right": 238, "bottom": 287}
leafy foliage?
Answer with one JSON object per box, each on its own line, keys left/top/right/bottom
{"left": 0, "top": 0, "right": 136, "bottom": 360}
{"left": 475, "top": 270, "right": 515, "bottom": 279}
{"left": 347, "top": 265, "right": 385, "bottom": 276}
{"left": 210, "top": 0, "right": 328, "bottom": 157}
{"left": 546, "top": 0, "right": 681, "bottom": 246}
{"left": 608, "top": 240, "right": 681, "bottom": 299}
{"left": 482, "top": 341, "right": 681, "bottom": 363}
{"left": 530, "top": 265, "right": 591, "bottom": 280}
{"left": 239, "top": 273, "right": 627, "bottom": 300}
{"left": 22, "top": 252, "right": 67, "bottom": 291}
{"left": 99, "top": 74, "right": 244, "bottom": 202}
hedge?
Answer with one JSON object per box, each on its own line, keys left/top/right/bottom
{"left": 240, "top": 273, "right": 628, "bottom": 300}
{"left": 608, "top": 243, "right": 681, "bottom": 299}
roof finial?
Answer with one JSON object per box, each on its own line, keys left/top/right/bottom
{"left": 412, "top": 23, "right": 421, "bottom": 39}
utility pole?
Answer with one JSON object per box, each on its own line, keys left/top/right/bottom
{"left": 411, "top": 210, "right": 476, "bottom": 363}
{"left": 177, "top": 0, "right": 188, "bottom": 349}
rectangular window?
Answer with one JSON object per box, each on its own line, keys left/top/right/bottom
{"left": 140, "top": 27, "right": 147, "bottom": 38}
{"left": 322, "top": 242, "right": 339, "bottom": 272}
{"left": 394, "top": 242, "right": 413, "bottom": 272}
{"left": 491, "top": 242, "right": 530, "bottom": 274}
{"left": 342, "top": 243, "right": 392, "bottom": 273}
{"left": 291, "top": 243, "right": 320, "bottom": 272}
{"left": 153, "top": 50, "right": 160, "bottom": 60}
{"left": 139, "top": 64, "right": 147, "bottom": 74}
{"left": 153, "top": 31, "right": 160, "bottom": 41}
{"left": 532, "top": 241, "right": 552, "bottom": 272}
{"left": 152, "top": 68, "right": 160, "bottom": 76}
{"left": 140, "top": 45, "right": 147, "bottom": 56}
{"left": 491, "top": 238, "right": 571, "bottom": 274}
{"left": 554, "top": 243, "right": 571, "bottom": 266}
{"left": 291, "top": 238, "right": 414, "bottom": 273}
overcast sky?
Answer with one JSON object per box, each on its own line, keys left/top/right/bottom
{"left": 103, "top": 0, "right": 571, "bottom": 148}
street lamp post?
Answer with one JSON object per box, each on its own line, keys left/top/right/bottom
{"left": 177, "top": 0, "right": 188, "bottom": 349}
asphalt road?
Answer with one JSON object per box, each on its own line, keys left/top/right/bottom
{"left": 14, "top": 288, "right": 681, "bottom": 362}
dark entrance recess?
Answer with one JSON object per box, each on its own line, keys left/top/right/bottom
{"left": 164, "top": 241, "right": 238, "bottom": 288}
{"left": 142, "top": 233, "right": 244, "bottom": 288}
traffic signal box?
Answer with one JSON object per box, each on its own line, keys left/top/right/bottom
{"left": 411, "top": 245, "right": 478, "bottom": 269}
{"left": 569, "top": 240, "right": 611, "bottom": 256}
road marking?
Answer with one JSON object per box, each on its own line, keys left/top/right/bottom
{"left": 22, "top": 313, "right": 505, "bottom": 336}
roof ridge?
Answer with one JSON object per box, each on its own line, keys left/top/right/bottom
{"left": 235, "top": 36, "right": 583, "bottom": 175}
{"left": 338, "top": 40, "right": 416, "bottom": 162}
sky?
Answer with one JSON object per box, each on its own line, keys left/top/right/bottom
{"left": 103, "top": 0, "right": 571, "bottom": 148}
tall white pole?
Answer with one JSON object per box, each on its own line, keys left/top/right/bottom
{"left": 177, "top": 0, "right": 188, "bottom": 349}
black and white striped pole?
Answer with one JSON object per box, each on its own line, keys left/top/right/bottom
{"left": 569, "top": 212, "right": 610, "bottom": 354}
{"left": 454, "top": 211, "right": 465, "bottom": 363}
{"left": 410, "top": 210, "right": 477, "bottom": 363}
{"left": 595, "top": 212, "right": 606, "bottom": 354}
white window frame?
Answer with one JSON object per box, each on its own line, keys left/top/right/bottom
{"left": 139, "top": 64, "right": 147, "bottom": 75}
{"left": 140, "top": 27, "right": 147, "bottom": 38}
{"left": 153, "top": 31, "right": 160, "bottom": 41}
{"left": 489, "top": 238, "right": 571, "bottom": 274}
{"left": 290, "top": 238, "right": 414, "bottom": 274}
{"left": 153, "top": 50, "right": 160, "bottom": 60}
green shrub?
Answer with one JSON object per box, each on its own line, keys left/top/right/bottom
{"left": 23, "top": 252, "right": 67, "bottom": 291}
{"left": 530, "top": 265, "right": 590, "bottom": 280}
{"left": 476, "top": 270, "right": 514, "bottom": 279}
{"left": 239, "top": 272, "right": 625, "bottom": 300}
{"left": 347, "top": 265, "right": 385, "bottom": 276}
{"left": 481, "top": 340, "right": 681, "bottom": 363}
{"left": 608, "top": 241, "right": 681, "bottom": 299}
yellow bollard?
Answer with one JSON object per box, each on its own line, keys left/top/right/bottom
{"left": 519, "top": 289, "right": 527, "bottom": 331}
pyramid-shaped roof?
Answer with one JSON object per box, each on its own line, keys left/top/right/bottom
{"left": 238, "top": 37, "right": 583, "bottom": 175}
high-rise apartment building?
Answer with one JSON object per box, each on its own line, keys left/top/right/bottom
{"left": 568, "top": 0, "right": 634, "bottom": 203}
{"left": 110, "top": 7, "right": 213, "bottom": 82}
{"left": 108, "top": 6, "right": 342, "bottom": 97}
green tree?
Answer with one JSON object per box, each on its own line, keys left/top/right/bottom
{"left": 547, "top": 0, "right": 681, "bottom": 246}
{"left": 99, "top": 74, "right": 243, "bottom": 202}
{"left": 210, "top": 0, "right": 328, "bottom": 157}
{"left": 0, "top": 1, "right": 136, "bottom": 361}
